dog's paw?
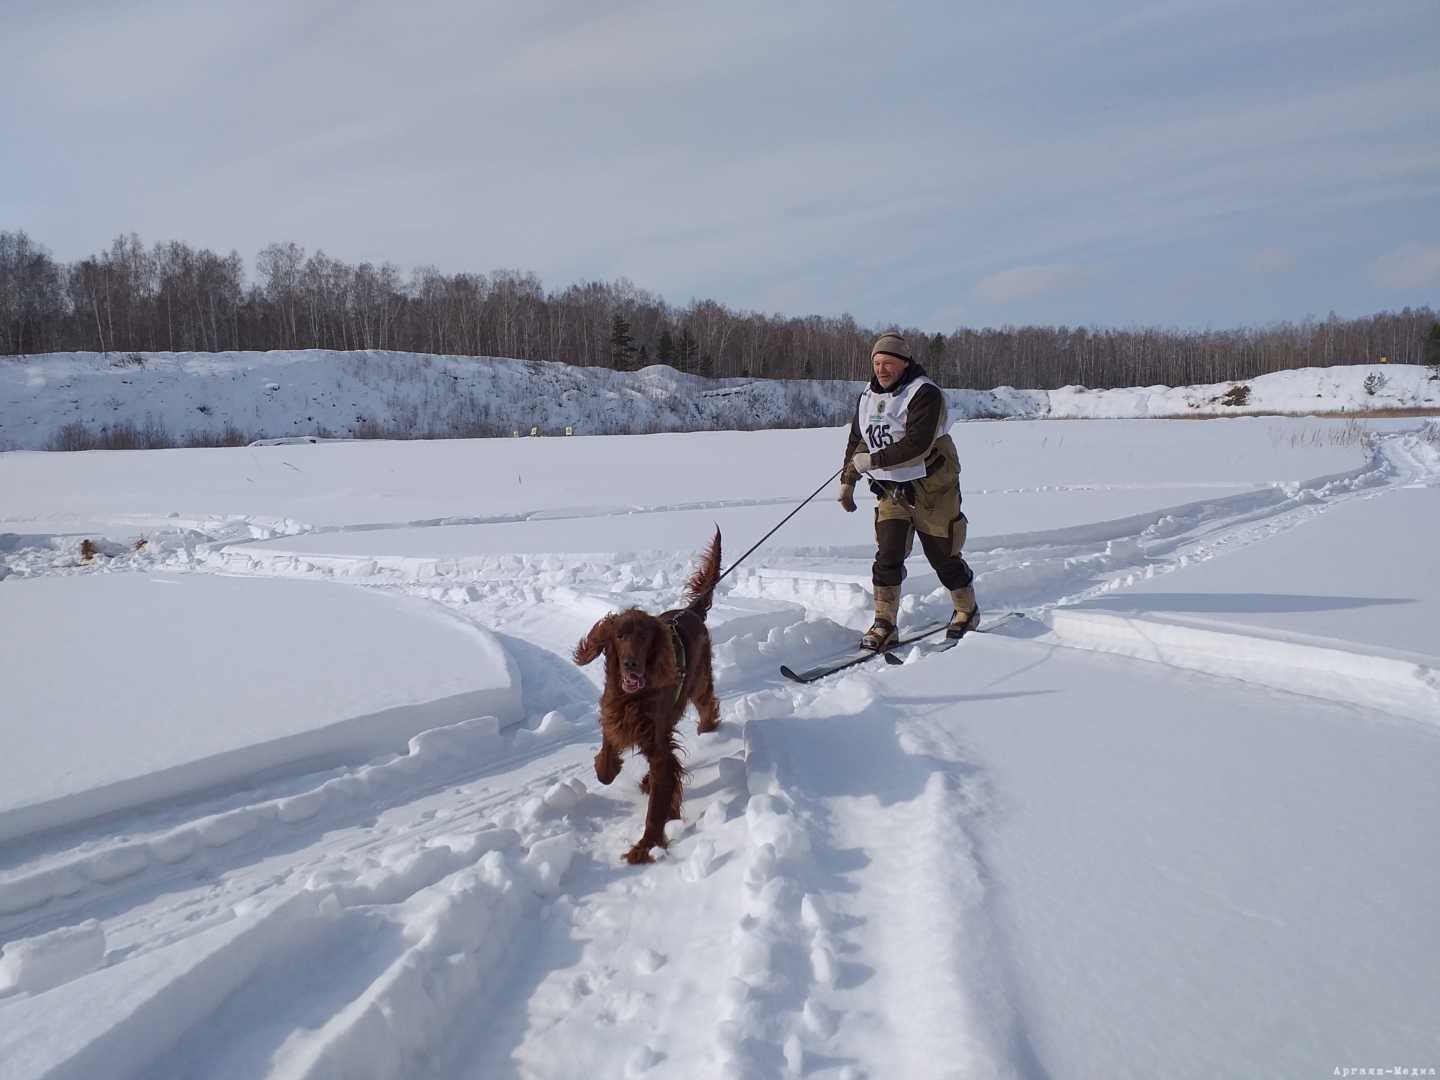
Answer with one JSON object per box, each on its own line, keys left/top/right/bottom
{"left": 623, "top": 844, "right": 655, "bottom": 865}
{"left": 594, "top": 750, "right": 621, "bottom": 786}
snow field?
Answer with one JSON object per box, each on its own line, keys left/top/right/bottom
{"left": 3, "top": 412, "right": 1439, "bottom": 1078}
{"left": 1, "top": 414, "right": 1379, "bottom": 552}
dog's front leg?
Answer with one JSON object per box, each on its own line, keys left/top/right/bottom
{"left": 625, "top": 748, "right": 682, "bottom": 865}
{"left": 594, "top": 737, "right": 622, "bottom": 785}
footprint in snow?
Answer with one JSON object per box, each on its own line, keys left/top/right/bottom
{"left": 634, "top": 947, "right": 665, "bottom": 974}
{"left": 566, "top": 972, "right": 595, "bottom": 1004}
{"left": 625, "top": 1045, "right": 663, "bottom": 1076}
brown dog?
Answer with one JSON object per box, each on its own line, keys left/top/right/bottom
{"left": 573, "top": 529, "right": 722, "bottom": 864}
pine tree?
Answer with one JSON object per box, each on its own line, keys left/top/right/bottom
{"left": 927, "top": 332, "right": 946, "bottom": 369}
{"left": 635, "top": 344, "right": 649, "bottom": 369}
{"left": 657, "top": 330, "right": 676, "bottom": 367}
{"left": 1426, "top": 321, "right": 1440, "bottom": 379}
{"left": 609, "top": 313, "right": 636, "bottom": 370}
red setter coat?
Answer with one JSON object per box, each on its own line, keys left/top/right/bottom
{"left": 573, "top": 530, "right": 722, "bottom": 864}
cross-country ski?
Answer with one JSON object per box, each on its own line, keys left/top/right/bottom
{"left": 781, "top": 611, "right": 1028, "bottom": 681}
{"left": 780, "top": 620, "right": 950, "bottom": 683}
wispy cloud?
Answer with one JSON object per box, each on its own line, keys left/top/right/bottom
{"left": 1369, "top": 243, "right": 1440, "bottom": 289}
{"left": 1247, "top": 248, "right": 1296, "bottom": 275}
{"left": 974, "top": 264, "right": 1095, "bottom": 304}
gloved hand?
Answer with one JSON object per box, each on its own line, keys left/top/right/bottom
{"left": 851, "top": 452, "right": 873, "bottom": 473}
{"left": 838, "top": 483, "right": 857, "bottom": 512}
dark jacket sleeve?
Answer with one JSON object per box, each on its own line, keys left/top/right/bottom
{"left": 869, "top": 384, "right": 943, "bottom": 470}
{"left": 840, "top": 396, "right": 865, "bottom": 485}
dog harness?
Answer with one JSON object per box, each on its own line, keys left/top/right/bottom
{"left": 663, "top": 612, "right": 692, "bottom": 705}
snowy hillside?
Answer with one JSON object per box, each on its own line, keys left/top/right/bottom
{"left": 2, "top": 349, "right": 1437, "bottom": 450}
{"left": 3, "top": 414, "right": 1439, "bottom": 1078}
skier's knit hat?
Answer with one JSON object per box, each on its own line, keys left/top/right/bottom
{"left": 871, "top": 333, "right": 911, "bottom": 362}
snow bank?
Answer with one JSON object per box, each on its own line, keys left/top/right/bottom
{"left": 1045, "top": 363, "right": 1440, "bottom": 417}
{"left": 0, "top": 349, "right": 852, "bottom": 451}
{"left": 1049, "top": 609, "right": 1440, "bottom": 728}
{"left": 2, "top": 348, "right": 1435, "bottom": 450}
{"left": 0, "top": 920, "right": 106, "bottom": 995}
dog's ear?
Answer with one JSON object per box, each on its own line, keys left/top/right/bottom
{"left": 645, "top": 618, "right": 680, "bottom": 688}
{"left": 573, "top": 614, "right": 616, "bottom": 666}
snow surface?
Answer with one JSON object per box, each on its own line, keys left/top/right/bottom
{"left": 0, "top": 573, "right": 520, "bottom": 845}
{"left": 1070, "top": 485, "right": 1440, "bottom": 657}
{"left": 2, "top": 398, "right": 1439, "bottom": 1079}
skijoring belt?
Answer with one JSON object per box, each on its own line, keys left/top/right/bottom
{"left": 868, "top": 478, "right": 917, "bottom": 507}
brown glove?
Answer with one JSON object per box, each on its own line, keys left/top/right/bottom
{"left": 838, "top": 483, "right": 857, "bottom": 513}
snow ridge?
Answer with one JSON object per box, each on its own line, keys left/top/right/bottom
{"left": 1048, "top": 608, "right": 1440, "bottom": 727}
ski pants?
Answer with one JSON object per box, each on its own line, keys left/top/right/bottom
{"left": 872, "top": 512, "right": 974, "bottom": 591}
{"left": 869, "top": 436, "right": 973, "bottom": 591}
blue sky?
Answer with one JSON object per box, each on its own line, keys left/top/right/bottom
{"left": 3, "top": 0, "right": 1436, "bottom": 331}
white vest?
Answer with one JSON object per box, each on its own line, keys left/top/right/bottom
{"left": 857, "top": 375, "right": 947, "bottom": 482}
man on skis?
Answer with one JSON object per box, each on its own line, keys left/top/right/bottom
{"left": 838, "top": 333, "right": 978, "bottom": 651}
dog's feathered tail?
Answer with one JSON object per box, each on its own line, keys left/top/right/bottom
{"left": 683, "top": 527, "right": 722, "bottom": 621}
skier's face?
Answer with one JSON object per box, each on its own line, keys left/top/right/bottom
{"left": 872, "top": 352, "right": 907, "bottom": 388}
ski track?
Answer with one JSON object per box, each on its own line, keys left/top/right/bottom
{"left": 2, "top": 427, "right": 1437, "bottom": 1079}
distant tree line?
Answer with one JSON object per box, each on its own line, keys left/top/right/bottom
{"left": 2, "top": 229, "right": 1436, "bottom": 389}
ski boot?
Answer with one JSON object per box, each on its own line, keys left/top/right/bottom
{"left": 860, "top": 585, "right": 901, "bottom": 651}
{"left": 946, "top": 584, "right": 980, "bottom": 639}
